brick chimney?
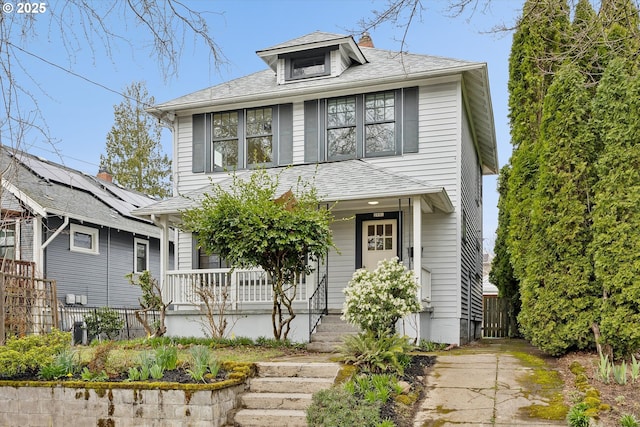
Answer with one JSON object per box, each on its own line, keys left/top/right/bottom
{"left": 97, "top": 168, "right": 113, "bottom": 183}
{"left": 358, "top": 32, "right": 374, "bottom": 48}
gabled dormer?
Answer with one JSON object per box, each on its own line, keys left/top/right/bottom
{"left": 256, "top": 31, "right": 368, "bottom": 84}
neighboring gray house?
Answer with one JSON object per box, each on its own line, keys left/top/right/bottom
{"left": 0, "top": 147, "right": 174, "bottom": 308}
{"left": 135, "top": 31, "right": 498, "bottom": 345}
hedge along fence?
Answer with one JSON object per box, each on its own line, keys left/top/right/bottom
{"left": 0, "top": 362, "right": 254, "bottom": 427}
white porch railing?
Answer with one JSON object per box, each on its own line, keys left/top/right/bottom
{"left": 164, "top": 268, "right": 308, "bottom": 309}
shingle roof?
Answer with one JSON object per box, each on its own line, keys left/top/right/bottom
{"left": 148, "top": 32, "right": 498, "bottom": 173}
{"left": 133, "top": 159, "right": 453, "bottom": 218}
{"left": 0, "top": 148, "right": 162, "bottom": 237}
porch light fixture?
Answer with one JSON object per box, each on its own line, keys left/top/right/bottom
{"left": 367, "top": 201, "right": 379, "bottom": 205}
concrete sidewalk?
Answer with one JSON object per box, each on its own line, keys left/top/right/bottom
{"left": 413, "top": 340, "right": 567, "bottom": 427}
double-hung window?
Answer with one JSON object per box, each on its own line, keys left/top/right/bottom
{"left": 134, "top": 238, "right": 149, "bottom": 273}
{"left": 212, "top": 112, "right": 239, "bottom": 171}
{"left": 365, "top": 91, "right": 395, "bottom": 156}
{"left": 246, "top": 108, "right": 273, "bottom": 165}
{"left": 327, "top": 97, "right": 357, "bottom": 159}
{"left": 0, "top": 223, "right": 16, "bottom": 259}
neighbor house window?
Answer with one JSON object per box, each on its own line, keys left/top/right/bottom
{"left": 134, "top": 238, "right": 149, "bottom": 273}
{"left": 70, "top": 224, "right": 99, "bottom": 254}
{"left": 212, "top": 111, "right": 239, "bottom": 171}
{"left": 327, "top": 96, "right": 357, "bottom": 159}
{"left": 0, "top": 223, "right": 16, "bottom": 259}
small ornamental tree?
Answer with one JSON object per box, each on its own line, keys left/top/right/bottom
{"left": 342, "top": 257, "right": 420, "bottom": 338}
{"left": 181, "top": 169, "right": 335, "bottom": 341}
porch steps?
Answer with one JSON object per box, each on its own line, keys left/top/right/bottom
{"left": 306, "top": 314, "right": 360, "bottom": 353}
{"left": 230, "top": 361, "right": 340, "bottom": 427}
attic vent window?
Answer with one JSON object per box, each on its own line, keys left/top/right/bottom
{"left": 285, "top": 49, "right": 331, "bottom": 81}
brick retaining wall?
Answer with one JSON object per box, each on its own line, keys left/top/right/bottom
{"left": 0, "top": 382, "right": 246, "bottom": 427}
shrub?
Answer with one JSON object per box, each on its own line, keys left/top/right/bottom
{"left": 84, "top": 307, "right": 124, "bottom": 341}
{"left": 0, "top": 329, "right": 71, "bottom": 377}
{"left": 339, "top": 331, "right": 414, "bottom": 375}
{"left": 307, "top": 387, "right": 382, "bottom": 427}
{"left": 343, "top": 257, "right": 420, "bottom": 337}
{"left": 566, "top": 403, "right": 590, "bottom": 427}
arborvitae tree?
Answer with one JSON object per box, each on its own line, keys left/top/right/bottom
{"left": 570, "top": 0, "right": 604, "bottom": 85}
{"left": 518, "top": 63, "right": 598, "bottom": 355}
{"left": 590, "top": 59, "right": 640, "bottom": 358}
{"left": 101, "top": 81, "right": 171, "bottom": 198}
{"left": 599, "top": 0, "right": 640, "bottom": 70}
{"left": 506, "top": 0, "right": 570, "bottom": 283}
{"left": 489, "top": 165, "right": 520, "bottom": 337}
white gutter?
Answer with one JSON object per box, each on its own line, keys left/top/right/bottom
{"left": 41, "top": 216, "right": 69, "bottom": 250}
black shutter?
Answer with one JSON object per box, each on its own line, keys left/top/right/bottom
{"left": 192, "top": 114, "right": 205, "bottom": 173}
{"left": 278, "top": 104, "right": 294, "bottom": 166}
{"left": 403, "top": 87, "right": 419, "bottom": 153}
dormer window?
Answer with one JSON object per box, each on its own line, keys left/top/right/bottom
{"left": 284, "top": 48, "right": 333, "bottom": 81}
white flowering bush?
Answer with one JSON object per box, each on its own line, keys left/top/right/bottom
{"left": 342, "top": 257, "right": 421, "bottom": 337}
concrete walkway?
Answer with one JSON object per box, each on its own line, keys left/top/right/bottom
{"left": 413, "top": 339, "right": 566, "bottom": 427}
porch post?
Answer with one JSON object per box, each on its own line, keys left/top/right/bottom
{"left": 154, "top": 215, "right": 170, "bottom": 294}
{"left": 412, "top": 196, "right": 423, "bottom": 340}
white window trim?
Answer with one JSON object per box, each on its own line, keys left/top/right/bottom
{"left": 134, "top": 238, "right": 150, "bottom": 273}
{"left": 70, "top": 224, "right": 100, "bottom": 255}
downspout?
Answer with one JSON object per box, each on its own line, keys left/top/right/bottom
{"left": 40, "top": 216, "right": 69, "bottom": 276}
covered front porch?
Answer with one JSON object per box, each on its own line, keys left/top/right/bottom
{"left": 133, "top": 160, "right": 453, "bottom": 342}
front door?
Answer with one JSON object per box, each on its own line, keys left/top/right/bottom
{"left": 362, "top": 219, "right": 397, "bottom": 270}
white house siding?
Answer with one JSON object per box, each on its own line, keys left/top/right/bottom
{"left": 459, "top": 103, "right": 484, "bottom": 343}
{"left": 367, "top": 81, "right": 462, "bottom": 344}
{"left": 326, "top": 212, "right": 356, "bottom": 309}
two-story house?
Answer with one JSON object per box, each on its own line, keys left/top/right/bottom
{"left": 135, "top": 31, "right": 498, "bottom": 345}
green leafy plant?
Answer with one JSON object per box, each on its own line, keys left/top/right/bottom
{"left": 339, "top": 331, "right": 413, "bottom": 375}
{"left": 80, "top": 367, "right": 109, "bottom": 382}
{"left": 155, "top": 345, "right": 178, "bottom": 371}
{"left": 597, "top": 353, "right": 612, "bottom": 384}
{"left": 613, "top": 361, "right": 628, "bottom": 385}
{"left": 84, "top": 307, "right": 125, "bottom": 341}
{"left": 127, "top": 367, "right": 142, "bottom": 381}
{"left": 306, "top": 386, "right": 382, "bottom": 427}
{"left": 38, "top": 348, "right": 79, "bottom": 380}
{"left": 187, "top": 345, "right": 211, "bottom": 382}
{"left": 343, "top": 257, "right": 420, "bottom": 338}
{"left": 630, "top": 355, "right": 640, "bottom": 383}
{"left": 418, "top": 339, "right": 447, "bottom": 352}
{"left": 621, "top": 414, "right": 640, "bottom": 427}
{"left": 150, "top": 363, "right": 164, "bottom": 380}
{"left": 346, "top": 374, "right": 400, "bottom": 405}
{"left": 566, "top": 403, "right": 590, "bottom": 427}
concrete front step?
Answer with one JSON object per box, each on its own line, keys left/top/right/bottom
{"left": 306, "top": 341, "right": 342, "bottom": 353}
{"left": 250, "top": 376, "right": 334, "bottom": 394}
{"left": 233, "top": 408, "right": 307, "bottom": 427}
{"left": 309, "top": 331, "right": 356, "bottom": 342}
{"left": 257, "top": 362, "right": 340, "bottom": 378}
{"left": 241, "top": 392, "right": 312, "bottom": 410}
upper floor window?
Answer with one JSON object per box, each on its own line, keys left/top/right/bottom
{"left": 193, "top": 104, "right": 293, "bottom": 174}
{"left": 326, "top": 91, "right": 397, "bottom": 161}
{"left": 134, "top": 238, "right": 149, "bottom": 273}
{"left": 285, "top": 49, "right": 332, "bottom": 81}
{"left": 70, "top": 224, "right": 99, "bottom": 255}
{"left": 304, "top": 87, "right": 418, "bottom": 164}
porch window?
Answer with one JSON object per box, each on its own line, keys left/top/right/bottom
{"left": 70, "top": 224, "right": 99, "bottom": 255}
{"left": 198, "top": 249, "right": 230, "bottom": 269}
{"left": 134, "top": 238, "right": 149, "bottom": 273}
{"left": 0, "top": 223, "right": 15, "bottom": 259}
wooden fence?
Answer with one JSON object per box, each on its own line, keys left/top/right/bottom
{"left": 482, "top": 295, "right": 509, "bottom": 338}
{"left": 0, "top": 272, "right": 58, "bottom": 344}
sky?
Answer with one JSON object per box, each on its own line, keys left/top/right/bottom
{"left": 6, "top": 0, "right": 525, "bottom": 251}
